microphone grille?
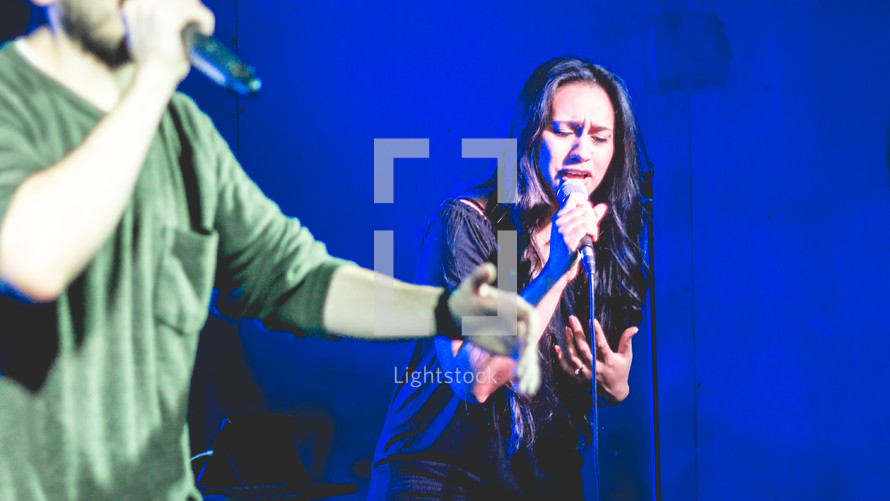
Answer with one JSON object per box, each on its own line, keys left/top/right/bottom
{"left": 556, "top": 180, "right": 589, "bottom": 206}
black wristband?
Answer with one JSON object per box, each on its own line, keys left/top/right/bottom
{"left": 435, "top": 289, "right": 463, "bottom": 340}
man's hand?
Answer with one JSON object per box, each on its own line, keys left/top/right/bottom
{"left": 123, "top": 0, "right": 215, "bottom": 85}
{"left": 448, "top": 263, "right": 541, "bottom": 395}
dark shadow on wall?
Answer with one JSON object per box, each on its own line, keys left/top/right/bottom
{"left": 0, "top": 0, "right": 42, "bottom": 44}
{"left": 646, "top": 10, "right": 733, "bottom": 95}
{"left": 187, "top": 314, "right": 349, "bottom": 489}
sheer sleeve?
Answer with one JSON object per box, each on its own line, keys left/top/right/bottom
{"left": 414, "top": 199, "right": 497, "bottom": 289}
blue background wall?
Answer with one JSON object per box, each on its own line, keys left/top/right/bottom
{"left": 2, "top": 0, "right": 888, "bottom": 499}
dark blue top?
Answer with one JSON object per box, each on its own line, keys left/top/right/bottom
{"left": 373, "top": 199, "right": 592, "bottom": 498}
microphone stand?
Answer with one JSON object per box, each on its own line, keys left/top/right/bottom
{"left": 584, "top": 259, "right": 601, "bottom": 501}
{"left": 638, "top": 136, "right": 659, "bottom": 501}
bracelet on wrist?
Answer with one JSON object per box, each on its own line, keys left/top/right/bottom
{"left": 434, "top": 289, "right": 463, "bottom": 341}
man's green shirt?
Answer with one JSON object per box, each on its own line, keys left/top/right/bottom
{"left": 0, "top": 41, "right": 345, "bottom": 500}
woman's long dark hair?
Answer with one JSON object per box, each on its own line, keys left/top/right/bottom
{"left": 468, "top": 56, "right": 649, "bottom": 453}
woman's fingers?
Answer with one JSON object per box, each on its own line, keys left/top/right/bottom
{"left": 617, "top": 326, "right": 638, "bottom": 358}
{"left": 556, "top": 336, "right": 590, "bottom": 381}
{"left": 592, "top": 203, "right": 608, "bottom": 225}
{"left": 568, "top": 315, "right": 594, "bottom": 366}
{"left": 554, "top": 344, "right": 574, "bottom": 374}
{"left": 555, "top": 202, "right": 607, "bottom": 248}
{"left": 592, "top": 319, "right": 612, "bottom": 359}
{"left": 563, "top": 326, "right": 587, "bottom": 372}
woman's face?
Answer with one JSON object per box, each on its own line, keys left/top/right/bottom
{"left": 538, "top": 82, "right": 616, "bottom": 197}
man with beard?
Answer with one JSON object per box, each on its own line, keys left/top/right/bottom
{"left": 0, "top": 0, "right": 540, "bottom": 499}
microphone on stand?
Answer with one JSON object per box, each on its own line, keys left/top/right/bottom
{"left": 182, "top": 23, "right": 262, "bottom": 96}
{"left": 556, "top": 180, "right": 595, "bottom": 276}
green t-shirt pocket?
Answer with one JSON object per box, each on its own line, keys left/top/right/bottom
{"left": 154, "top": 226, "right": 218, "bottom": 335}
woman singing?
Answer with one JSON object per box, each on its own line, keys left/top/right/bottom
{"left": 371, "top": 56, "right": 649, "bottom": 499}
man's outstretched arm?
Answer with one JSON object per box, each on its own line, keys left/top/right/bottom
{"left": 322, "top": 262, "right": 541, "bottom": 395}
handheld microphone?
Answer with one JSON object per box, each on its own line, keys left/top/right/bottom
{"left": 182, "top": 24, "right": 262, "bottom": 96}
{"left": 556, "top": 180, "right": 595, "bottom": 276}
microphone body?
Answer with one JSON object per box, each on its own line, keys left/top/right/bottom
{"left": 182, "top": 24, "right": 262, "bottom": 96}
{"left": 556, "top": 180, "right": 596, "bottom": 276}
